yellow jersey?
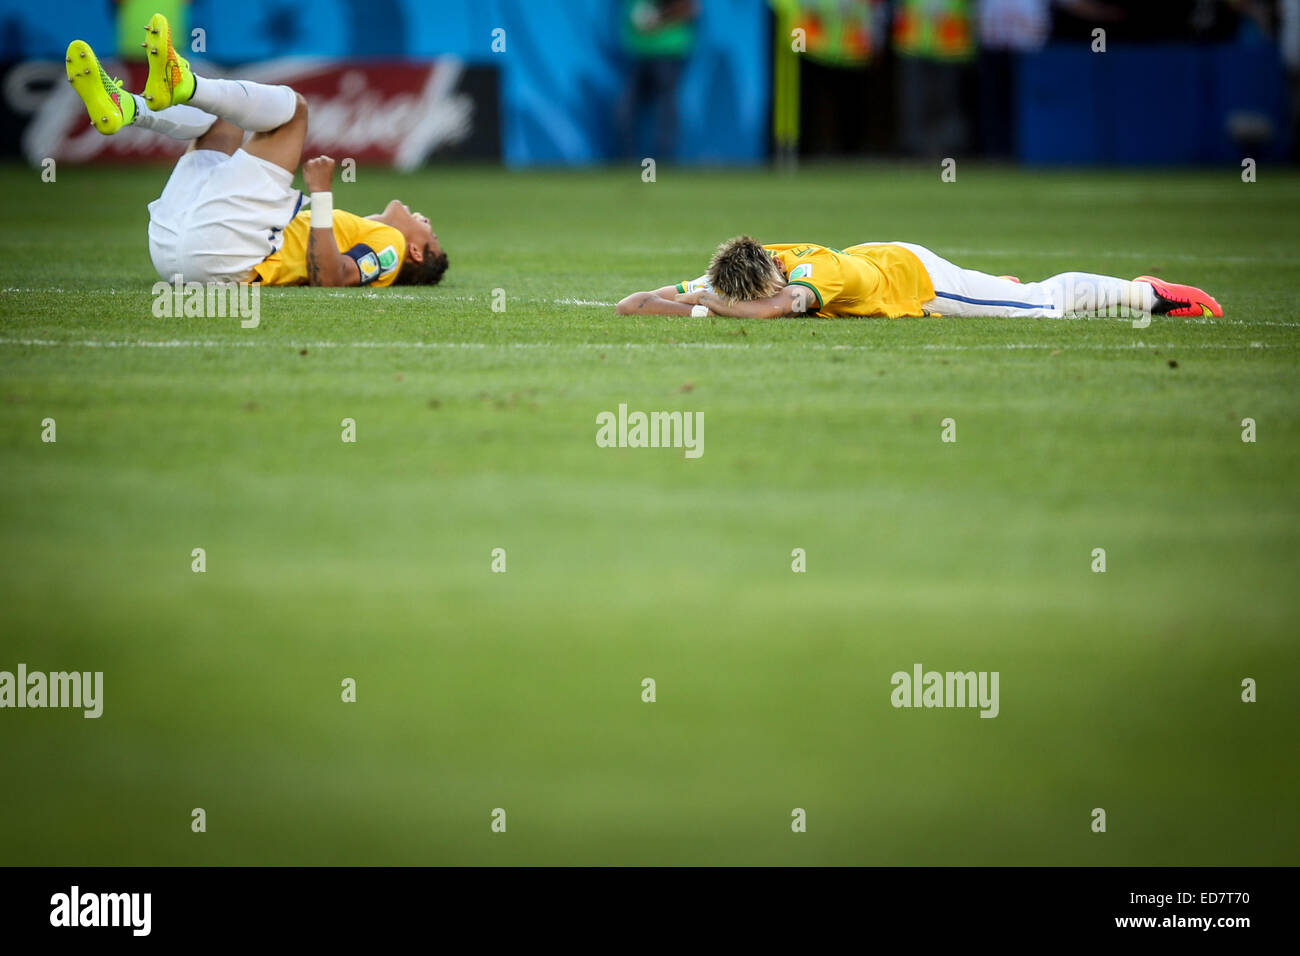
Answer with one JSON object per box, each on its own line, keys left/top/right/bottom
{"left": 253, "top": 209, "right": 406, "bottom": 287}
{"left": 677, "top": 242, "right": 935, "bottom": 318}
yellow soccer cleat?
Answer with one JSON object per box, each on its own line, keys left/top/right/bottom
{"left": 65, "top": 40, "right": 136, "bottom": 135}
{"left": 141, "top": 12, "right": 195, "bottom": 110}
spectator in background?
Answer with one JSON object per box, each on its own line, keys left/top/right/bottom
{"left": 784, "top": 0, "right": 889, "bottom": 156}
{"left": 893, "top": 0, "right": 976, "bottom": 158}
{"left": 976, "top": 0, "right": 1050, "bottom": 159}
{"left": 618, "top": 0, "right": 699, "bottom": 161}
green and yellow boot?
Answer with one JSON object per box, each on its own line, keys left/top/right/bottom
{"left": 65, "top": 40, "right": 136, "bottom": 135}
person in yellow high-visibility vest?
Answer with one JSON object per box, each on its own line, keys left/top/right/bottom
{"left": 893, "top": 0, "right": 974, "bottom": 60}
{"left": 892, "top": 0, "right": 974, "bottom": 157}
{"left": 774, "top": 0, "right": 888, "bottom": 158}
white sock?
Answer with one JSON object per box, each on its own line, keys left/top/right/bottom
{"left": 186, "top": 76, "right": 297, "bottom": 132}
{"left": 1045, "top": 273, "right": 1155, "bottom": 316}
{"left": 130, "top": 96, "right": 217, "bottom": 140}
{"left": 1131, "top": 280, "right": 1157, "bottom": 313}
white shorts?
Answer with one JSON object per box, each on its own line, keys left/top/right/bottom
{"left": 147, "top": 148, "right": 302, "bottom": 284}
{"left": 866, "top": 241, "right": 1062, "bottom": 319}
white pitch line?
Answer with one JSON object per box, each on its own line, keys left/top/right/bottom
{"left": 1, "top": 287, "right": 616, "bottom": 307}
{"left": 0, "top": 338, "right": 1283, "bottom": 352}
{"left": 932, "top": 248, "right": 1300, "bottom": 265}
{"left": 4, "top": 285, "right": 1297, "bottom": 323}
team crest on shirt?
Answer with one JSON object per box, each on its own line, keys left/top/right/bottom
{"left": 789, "top": 263, "right": 813, "bottom": 280}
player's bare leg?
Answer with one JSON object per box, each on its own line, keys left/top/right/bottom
{"left": 241, "top": 93, "right": 310, "bottom": 174}
{"left": 188, "top": 117, "right": 243, "bottom": 157}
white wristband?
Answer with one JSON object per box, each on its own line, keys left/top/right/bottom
{"left": 690, "top": 304, "right": 710, "bottom": 318}
{"left": 311, "top": 191, "right": 334, "bottom": 228}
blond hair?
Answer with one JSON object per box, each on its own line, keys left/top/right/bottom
{"left": 707, "top": 236, "right": 783, "bottom": 301}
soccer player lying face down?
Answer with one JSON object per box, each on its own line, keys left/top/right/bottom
{"left": 708, "top": 236, "right": 787, "bottom": 300}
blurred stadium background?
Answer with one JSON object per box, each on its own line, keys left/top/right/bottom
{"left": 0, "top": 0, "right": 1294, "bottom": 169}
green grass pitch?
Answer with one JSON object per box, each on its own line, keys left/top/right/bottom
{"left": 0, "top": 161, "right": 1297, "bottom": 865}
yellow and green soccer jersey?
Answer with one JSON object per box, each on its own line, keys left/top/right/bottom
{"left": 677, "top": 242, "right": 935, "bottom": 317}
{"left": 253, "top": 209, "right": 406, "bottom": 287}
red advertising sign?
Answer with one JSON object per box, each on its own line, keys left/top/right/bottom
{"left": 14, "top": 57, "right": 499, "bottom": 168}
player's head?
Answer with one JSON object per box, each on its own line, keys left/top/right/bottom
{"left": 381, "top": 199, "right": 449, "bottom": 286}
{"left": 707, "top": 235, "right": 784, "bottom": 301}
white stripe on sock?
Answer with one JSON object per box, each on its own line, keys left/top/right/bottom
{"left": 130, "top": 96, "right": 217, "bottom": 140}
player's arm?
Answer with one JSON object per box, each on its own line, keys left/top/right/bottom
{"left": 615, "top": 285, "right": 696, "bottom": 315}
{"left": 302, "top": 155, "right": 361, "bottom": 288}
{"left": 697, "top": 284, "right": 816, "bottom": 319}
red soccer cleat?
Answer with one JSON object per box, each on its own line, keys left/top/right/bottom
{"left": 998, "top": 275, "right": 1021, "bottom": 283}
{"left": 1136, "top": 275, "right": 1223, "bottom": 318}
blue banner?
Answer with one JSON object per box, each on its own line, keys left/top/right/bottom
{"left": 1, "top": 0, "right": 770, "bottom": 166}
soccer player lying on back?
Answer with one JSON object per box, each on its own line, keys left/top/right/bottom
{"left": 65, "top": 12, "right": 447, "bottom": 288}
{"left": 616, "top": 237, "right": 1222, "bottom": 320}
